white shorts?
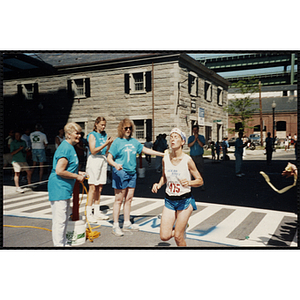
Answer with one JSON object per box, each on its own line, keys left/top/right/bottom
{"left": 12, "top": 162, "right": 30, "bottom": 173}
{"left": 86, "top": 155, "right": 107, "bottom": 185}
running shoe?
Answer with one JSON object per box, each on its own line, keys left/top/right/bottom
{"left": 86, "top": 214, "right": 99, "bottom": 224}
{"left": 16, "top": 187, "right": 24, "bottom": 193}
{"left": 94, "top": 212, "right": 109, "bottom": 220}
{"left": 123, "top": 223, "right": 140, "bottom": 231}
{"left": 112, "top": 226, "right": 124, "bottom": 237}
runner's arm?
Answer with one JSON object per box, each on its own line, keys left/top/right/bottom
{"left": 185, "top": 157, "right": 203, "bottom": 187}
{"left": 151, "top": 158, "right": 167, "bottom": 193}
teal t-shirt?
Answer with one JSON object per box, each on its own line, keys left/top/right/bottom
{"left": 48, "top": 140, "right": 79, "bottom": 201}
{"left": 109, "top": 137, "right": 143, "bottom": 175}
{"left": 10, "top": 139, "right": 27, "bottom": 163}
{"left": 87, "top": 131, "right": 108, "bottom": 155}
{"left": 188, "top": 135, "right": 206, "bottom": 156}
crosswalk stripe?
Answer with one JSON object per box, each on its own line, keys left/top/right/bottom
{"left": 3, "top": 191, "right": 297, "bottom": 247}
{"left": 130, "top": 200, "right": 164, "bottom": 216}
{"left": 4, "top": 192, "right": 48, "bottom": 203}
{"left": 187, "top": 205, "right": 222, "bottom": 230}
{"left": 226, "top": 211, "right": 266, "bottom": 240}
{"left": 4, "top": 196, "right": 49, "bottom": 210}
{"left": 233, "top": 212, "right": 286, "bottom": 246}
{"left": 188, "top": 208, "right": 252, "bottom": 240}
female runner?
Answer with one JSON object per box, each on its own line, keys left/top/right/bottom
{"left": 152, "top": 128, "right": 203, "bottom": 246}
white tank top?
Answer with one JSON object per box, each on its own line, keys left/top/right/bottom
{"left": 164, "top": 153, "right": 191, "bottom": 197}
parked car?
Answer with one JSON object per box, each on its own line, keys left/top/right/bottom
{"left": 228, "top": 137, "right": 238, "bottom": 147}
{"left": 249, "top": 134, "right": 261, "bottom": 145}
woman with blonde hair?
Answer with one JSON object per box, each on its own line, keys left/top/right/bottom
{"left": 86, "top": 117, "right": 113, "bottom": 223}
{"left": 107, "top": 118, "right": 164, "bottom": 236}
{"left": 48, "top": 122, "right": 86, "bottom": 247}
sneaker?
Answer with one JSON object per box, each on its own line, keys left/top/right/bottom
{"left": 94, "top": 212, "right": 109, "bottom": 220}
{"left": 16, "top": 187, "right": 24, "bottom": 193}
{"left": 241, "top": 173, "right": 245, "bottom": 176}
{"left": 86, "top": 214, "right": 99, "bottom": 224}
{"left": 236, "top": 173, "right": 242, "bottom": 177}
{"left": 112, "top": 226, "right": 124, "bottom": 237}
{"left": 123, "top": 223, "right": 140, "bottom": 231}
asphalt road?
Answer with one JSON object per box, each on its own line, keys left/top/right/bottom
{"left": 107, "top": 149, "right": 298, "bottom": 213}
{"left": 5, "top": 148, "right": 296, "bottom": 213}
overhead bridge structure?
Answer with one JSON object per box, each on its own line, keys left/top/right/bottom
{"left": 195, "top": 53, "right": 298, "bottom": 86}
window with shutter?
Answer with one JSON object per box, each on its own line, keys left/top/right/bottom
{"left": 68, "top": 77, "right": 90, "bottom": 99}
{"left": 217, "top": 87, "right": 223, "bottom": 106}
{"left": 17, "top": 82, "right": 38, "bottom": 100}
{"left": 188, "top": 73, "right": 198, "bottom": 97}
{"left": 132, "top": 118, "right": 152, "bottom": 141}
{"left": 204, "top": 81, "right": 212, "bottom": 102}
{"left": 125, "top": 71, "right": 151, "bottom": 94}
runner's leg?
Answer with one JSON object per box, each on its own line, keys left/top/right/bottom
{"left": 174, "top": 204, "right": 193, "bottom": 246}
{"left": 160, "top": 206, "right": 176, "bottom": 242}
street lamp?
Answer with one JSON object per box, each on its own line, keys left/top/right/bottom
{"left": 272, "top": 101, "right": 276, "bottom": 148}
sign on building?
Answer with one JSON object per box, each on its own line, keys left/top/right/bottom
{"left": 198, "top": 108, "right": 205, "bottom": 126}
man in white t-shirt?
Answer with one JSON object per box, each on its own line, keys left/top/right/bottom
{"left": 30, "top": 124, "right": 48, "bottom": 181}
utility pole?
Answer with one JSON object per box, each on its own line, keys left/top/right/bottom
{"left": 259, "top": 81, "right": 263, "bottom": 146}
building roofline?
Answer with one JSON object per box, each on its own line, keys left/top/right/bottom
{"left": 4, "top": 52, "right": 231, "bottom": 87}
{"left": 179, "top": 53, "right": 231, "bottom": 88}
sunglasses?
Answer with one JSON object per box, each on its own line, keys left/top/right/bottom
{"left": 124, "top": 126, "right": 132, "bottom": 131}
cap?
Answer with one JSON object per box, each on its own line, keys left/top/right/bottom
{"left": 170, "top": 128, "right": 186, "bottom": 144}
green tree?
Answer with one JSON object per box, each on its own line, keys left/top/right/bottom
{"left": 224, "top": 77, "right": 260, "bottom": 133}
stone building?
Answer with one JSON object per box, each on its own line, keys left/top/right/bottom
{"left": 3, "top": 52, "right": 231, "bottom": 151}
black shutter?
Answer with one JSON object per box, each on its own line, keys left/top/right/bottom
{"left": 145, "top": 71, "right": 152, "bottom": 92}
{"left": 124, "top": 74, "right": 130, "bottom": 94}
{"left": 188, "top": 74, "right": 192, "bottom": 94}
{"left": 33, "top": 83, "right": 39, "bottom": 101}
{"left": 67, "top": 79, "right": 73, "bottom": 99}
{"left": 196, "top": 78, "right": 198, "bottom": 97}
{"left": 17, "top": 84, "right": 24, "bottom": 100}
{"left": 85, "top": 78, "right": 90, "bottom": 98}
{"left": 146, "top": 119, "right": 152, "bottom": 140}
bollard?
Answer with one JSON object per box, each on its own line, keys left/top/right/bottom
{"left": 72, "top": 180, "right": 80, "bottom": 221}
{"left": 138, "top": 153, "right": 146, "bottom": 178}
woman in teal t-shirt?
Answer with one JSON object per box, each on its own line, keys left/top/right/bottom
{"left": 107, "top": 118, "right": 164, "bottom": 237}
{"left": 85, "top": 117, "right": 113, "bottom": 223}
{"left": 48, "top": 122, "right": 86, "bottom": 247}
